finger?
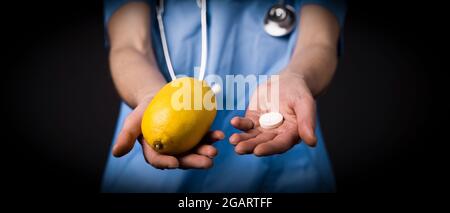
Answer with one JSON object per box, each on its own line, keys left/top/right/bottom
{"left": 178, "top": 154, "right": 214, "bottom": 169}
{"left": 142, "top": 141, "right": 179, "bottom": 169}
{"left": 229, "top": 132, "right": 258, "bottom": 145}
{"left": 235, "top": 132, "right": 277, "bottom": 155}
{"left": 112, "top": 103, "right": 148, "bottom": 157}
{"left": 195, "top": 144, "right": 218, "bottom": 158}
{"left": 254, "top": 131, "right": 298, "bottom": 156}
{"left": 245, "top": 110, "right": 261, "bottom": 127}
{"left": 293, "top": 95, "right": 317, "bottom": 147}
{"left": 230, "top": 117, "right": 254, "bottom": 131}
{"left": 203, "top": 130, "right": 225, "bottom": 144}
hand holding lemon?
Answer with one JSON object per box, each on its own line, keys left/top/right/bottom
{"left": 112, "top": 77, "right": 223, "bottom": 169}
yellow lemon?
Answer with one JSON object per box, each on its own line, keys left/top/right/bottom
{"left": 141, "top": 77, "right": 217, "bottom": 155}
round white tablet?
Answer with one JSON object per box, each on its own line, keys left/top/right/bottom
{"left": 259, "top": 112, "right": 284, "bottom": 129}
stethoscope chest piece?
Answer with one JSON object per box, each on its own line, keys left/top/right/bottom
{"left": 264, "top": 4, "right": 296, "bottom": 37}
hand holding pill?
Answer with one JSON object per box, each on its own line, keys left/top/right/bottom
{"left": 229, "top": 70, "right": 318, "bottom": 156}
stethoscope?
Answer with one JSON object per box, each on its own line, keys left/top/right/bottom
{"left": 156, "top": 0, "right": 296, "bottom": 81}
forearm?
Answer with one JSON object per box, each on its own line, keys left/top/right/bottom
{"left": 110, "top": 46, "right": 166, "bottom": 108}
{"left": 108, "top": 2, "right": 166, "bottom": 108}
{"left": 287, "top": 43, "right": 337, "bottom": 96}
{"left": 287, "top": 4, "right": 340, "bottom": 96}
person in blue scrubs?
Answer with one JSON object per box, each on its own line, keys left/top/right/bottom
{"left": 102, "top": 0, "right": 346, "bottom": 192}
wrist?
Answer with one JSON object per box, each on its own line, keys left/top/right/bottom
{"left": 136, "top": 93, "right": 153, "bottom": 105}
{"left": 135, "top": 86, "right": 162, "bottom": 106}
{"left": 282, "top": 67, "right": 318, "bottom": 95}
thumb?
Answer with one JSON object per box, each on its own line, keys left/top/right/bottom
{"left": 112, "top": 102, "right": 148, "bottom": 157}
{"left": 293, "top": 95, "right": 317, "bottom": 147}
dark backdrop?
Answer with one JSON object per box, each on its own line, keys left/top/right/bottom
{"left": 3, "top": 0, "right": 446, "bottom": 204}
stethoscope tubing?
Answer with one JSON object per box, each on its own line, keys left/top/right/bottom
{"left": 156, "top": 0, "right": 295, "bottom": 82}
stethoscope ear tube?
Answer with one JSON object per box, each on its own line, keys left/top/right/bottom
{"left": 156, "top": 0, "right": 176, "bottom": 81}
{"left": 156, "top": 0, "right": 208, "bottom": 82}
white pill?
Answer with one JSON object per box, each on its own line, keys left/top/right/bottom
{"left": 259, "top": 112, "right": 284, "bottom": 129}
{"left": 211, "top": 83, "right": 221, "bottom": 94}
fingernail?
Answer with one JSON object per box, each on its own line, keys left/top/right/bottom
{"left": 168, "top": 162, "right": 179, "bottom": 169}
{"left": 310, "top": 133, "right": 318, "bottom": 147}
{"left": 229, "top": 136, "right": 237, "bottom": 144}
{"left": 112, "top": 145, "right": 118, "bottom": 155}
{"left": 231, "top": 117, "right": 240, "bottom": 125}
{"left": 218, "top": 132, "right": 225, "bottom": 140}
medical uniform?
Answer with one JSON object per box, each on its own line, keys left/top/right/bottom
{"left": 102, "top": 0, "right": 346, "bottom": 192}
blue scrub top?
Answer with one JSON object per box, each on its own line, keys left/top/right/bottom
{"left": 102, "top": 0, "right": 346, "bottom": 192}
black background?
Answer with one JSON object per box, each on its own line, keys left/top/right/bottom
{"left": 2, "top": 0, "right": 447, "bottom": 209}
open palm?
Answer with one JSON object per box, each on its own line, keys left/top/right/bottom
{"left": 229, "top": 70, "right": 318, "bottom": 156}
